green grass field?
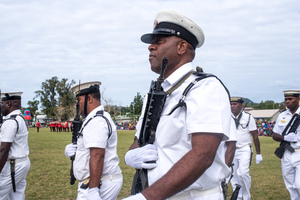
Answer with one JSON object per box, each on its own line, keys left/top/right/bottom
{"left": 25, "top": 127, "right": 290, "bottom": 200}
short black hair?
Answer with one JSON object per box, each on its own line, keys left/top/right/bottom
{"left": 89, "top": 90, "right": 100, "bottom": 101}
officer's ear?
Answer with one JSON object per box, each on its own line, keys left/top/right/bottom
{"left": 6, "top": 101, "right": 12, "bottom": 108}
{"left": 87, "top": 94, "right": 93, "bottom": 104}
{"left": 177, "top": 40, "right": 188, "bottom": 55}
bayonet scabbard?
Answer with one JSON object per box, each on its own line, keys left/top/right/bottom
{"left": 10, "top": 159, "right": 16, "bottom": 192}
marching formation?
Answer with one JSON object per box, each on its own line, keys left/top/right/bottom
{"left": 1, "top": 10, "right": 300, "bottom": 200}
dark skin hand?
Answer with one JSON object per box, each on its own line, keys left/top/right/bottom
{"left": 225, "top": 141, "right": 236, "bottom": 167}
{"left": 272, "top": 132, "right": 284, "bottom": 142}
{"left": 251, "top": 130, "right": 261, "bottom": 154}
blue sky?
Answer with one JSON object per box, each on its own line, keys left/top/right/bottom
{"left": 1, "top": 0, "right": 300, "bottom": 107}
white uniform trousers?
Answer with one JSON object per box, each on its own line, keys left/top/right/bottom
{"left": 0, "top": 157, "right": 30, "bottom": 200}
{"left": 77, "top": 174, "right": 123, "bottom": 200}
{"left": 281, "top": 149, "right": 300, "bottom": 200}
{"left": 166, "top": 189, "right": 224, "bottom": 200}
{"left": 230, "top": 145, "right": 252, "bottom": 200}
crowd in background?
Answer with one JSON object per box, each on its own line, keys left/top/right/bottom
{"left": 32, "top": 120, "right": 276, "bottom": 135}
{"left": 48, "top": 121, "right": 72, "bottom": 132}
{"left": 115, "top": 121, "right": 136, "bottom": 130}
{"left": 256, "top": 121, "right": 275, "bottom": 136}
{"left": 115, "top": 121, "right": 276, "bottom": 135}
{"left": 32, "top": 121, "right": 138, "bottom": 132}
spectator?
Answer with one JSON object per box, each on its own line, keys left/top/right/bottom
{"left": 36, "top": 120, "right": 40, "bottom": 132}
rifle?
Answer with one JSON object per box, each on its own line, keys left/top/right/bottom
{"left": 222, "top": 165, "right": 240, "bottom": 200}
{"left": 131, "top": 57, "right": 168, "bottom": 194}
{"left": 274, "top": 113, "right": 300, "bottom": 158}
{"left": 69, "top": 97, "right": 82, "bottom": 185}
{"left": 230, "top": 184, "right": 241, "bottom": 200}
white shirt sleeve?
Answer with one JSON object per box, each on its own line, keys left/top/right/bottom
{"left": 83, "top": 117, "right": 109, "bottom": 149}
{"left": 0, "top": 120, "right": 18, "bottom": 142}
{"left": 248, "top": 114, "right": 257, "bottom": 132}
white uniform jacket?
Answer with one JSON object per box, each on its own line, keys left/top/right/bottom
{"left": 232, "top": 111, "right": 257, "bottom": 148}
{"left": 273, "top": 107, "right": 300, "bottom": 149}
{"left": 135, "top": 62, "right": 231, "bottom": 192}
{"left": 0, "top": 109, "right": 29, "bottom": 159}
{"left": 74, "top": 105, "right": 121, "bottom": 181}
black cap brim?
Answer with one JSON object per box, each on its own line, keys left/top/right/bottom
{"left": 140, "top": 22, "right": 198, "bottom": 49}
{"left": 141, "top": 32, "right": 174, "bottom": 44}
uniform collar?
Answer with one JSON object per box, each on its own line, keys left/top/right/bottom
{"left": 85, "top": 105, "right": 104, "bottom": 120}
{"left": 231, "top": 109, "right": 245, "bottom": 119}
{"left": 288, "top": 106, "right": 300, "bottom": 115}
{"left": 231, "top": 111, "right": 243, "bottom": 119}
{"left": 162, "top": 62, "right": 194, "bottom": 90}
{"left": 4, "top": 109, "right": 21, "bottom": 119}
{"left": 296, "top": 106, "right": 300, "bottom": 114}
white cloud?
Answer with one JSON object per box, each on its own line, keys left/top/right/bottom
{"left": 1, "top": 0, "right": 299, "bottom": 108}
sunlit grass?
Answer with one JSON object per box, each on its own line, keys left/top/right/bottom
{"left": 25, "top": 128, "right": 289, "bottom": 199}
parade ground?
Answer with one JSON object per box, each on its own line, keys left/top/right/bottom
{"left": 25, "top": 128, "right": 290, "bottom": 200}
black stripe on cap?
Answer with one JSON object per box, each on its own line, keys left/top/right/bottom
{"left": 75, "top": 85, "right": 100, "bottom": 97}
{"left": 284, "top": 93, "right": 300, "bottom": 97}
{"left": 2, "top": 93, "right": 21, "bottom": 101}
{"left": 141, "top": 22, "right": 198, "bottom": 49}
{"left": 231, "top": 98, "right": 244, "bottom": 103}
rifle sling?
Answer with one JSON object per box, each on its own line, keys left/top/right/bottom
{"left": 274, "top": 112, "right": 300, "bottom": 158}
{"left": 166, "top": 70, "right": 195, "bottom": 96}
{"left": 232, "top": 113, "right": 243, "bottom": 129}
{"left": 166, "top": 71, "right": 229, "bottom": 116}
{"left": 78, "top": 110, "right": 112, "bottom": 138}
{"left": 282, "top": 112, "right": 300, "bottom": 136}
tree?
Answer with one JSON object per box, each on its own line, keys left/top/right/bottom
{"left": 27, "top": 100, "right": 39, "bottom": 120}
{"left": 101, "top": 87, "right": 112, "bottom": 113}
{"left": 56, "top": 78, "right": 76, "bottom": 121}
{"left": 99, "top": 87, "right": 121, "bottom": 121}
{"left": 35, "top": 77, "right": 59, "bottom": 120}
{"left": 120, "top": 106, "right": 130, "bottom": 115}
{"left": 277, "top": 102, "right": 286, "bottom": 111}
{"left": 246, "top": 99, "right": 285, "bottom": 110}
{"left": 35, "top": 77, "right": 76, "bottom": 121}
{"left": 243, "top": 98, "right": 254, "bottom": 106}
{"left": 130, "top": 92, "right": 143, "bottom": 120}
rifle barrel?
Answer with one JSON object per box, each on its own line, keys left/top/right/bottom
{"left": 156, "top": 57, "right": 168, "bottom": 90}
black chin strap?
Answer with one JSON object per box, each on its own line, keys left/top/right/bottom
{"left": 84, "top": 94, "right": 88, "bottom": 117}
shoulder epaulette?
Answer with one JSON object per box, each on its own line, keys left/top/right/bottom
{"left": 244, "top": 111, "right": 251, "bottom": 115}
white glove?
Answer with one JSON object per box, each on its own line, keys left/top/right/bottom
{"left": 256, "top": 154, "right": 263, "bottom": 164}
{"left": 88, "top": 187, "right": 102, "bottom": 200}
{"left": 125, "top": 144, "right": 158, "bottom": 169}
{"left": 122, "top": 193, "right": 147, "bottom": 200}
{"left": 284, "top": 133, "right": 298, "bottom": 142}
{"left": 65, "top": 143, "right": 77, "bottom": 158}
